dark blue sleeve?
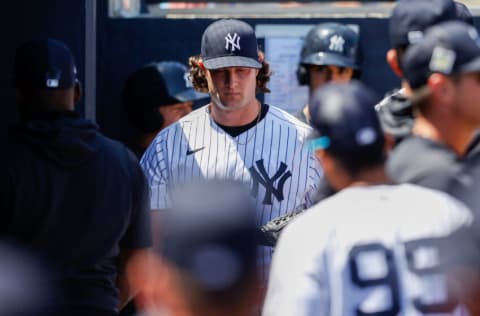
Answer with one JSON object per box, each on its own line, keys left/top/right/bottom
{"left": 119, "top": 151, "right": 152, "bottom": 249}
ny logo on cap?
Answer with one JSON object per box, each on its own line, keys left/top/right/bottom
{"left": 329, "top": 35, "right": 345, "bottom": 53}
{"left": 183, "top": 72, "right": 193, "bottom": 88}
{"left": 225, "top": 33, "right": 241, "bottom": 52}
{"left": 46, "top": 70, "right": 62, "bottom": 88}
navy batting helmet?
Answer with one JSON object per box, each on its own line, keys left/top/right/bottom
{"left": 297, "top": 23, "right": 360, "bottom": 85}
{"left": 123, "top": 61, "right": 204, "bottom": 133}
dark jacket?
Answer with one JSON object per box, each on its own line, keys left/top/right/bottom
{"left": 0, "top": 111, "right": 151, "bottom": 312}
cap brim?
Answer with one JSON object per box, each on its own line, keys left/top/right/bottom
{"left": 302, "top": 52, "right": 359, "bottom": 70}
{"left": 459, "top": 56, "right": 480, "bottom": 74}
{"left": 203, "top": 56, "right": 262, "bottom": 70}
{"left": 174, "top": 88, "right": 209, "bottom": 102}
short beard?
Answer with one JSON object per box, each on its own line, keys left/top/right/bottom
{"left": 209, "top": 90, "right": 250, "bottom": 112}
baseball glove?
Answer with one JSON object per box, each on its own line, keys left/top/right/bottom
{"left": 257, "top": 209, "right": 306, "bottom": 247}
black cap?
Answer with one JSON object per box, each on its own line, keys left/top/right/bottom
{"left": 162, "top": 180, "right": 258, "bottom": 292}
{"left": 309, "top": 81, "right": 383, "bottom": 161}
{"left": 403, "top": 21, "right": 480, "bottom": 90}
{"left": 13, "top": 39, "right": 77, "bottom": 89}
{"left": 389, "top": 0, "right": 458, "bottom": 48}
{"left": 201, "top": 19, "right": 262, "bottom": 70}
{"left": 123, "top": 61, "right": 204, "bottom": 108}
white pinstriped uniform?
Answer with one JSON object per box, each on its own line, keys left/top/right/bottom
{"left": 141, "top": 104, "right": 321, "bottom": 222}
{"left": 263, "top": 184, "right": 472, "bottom": 316}
{"left": 140, "top": 104, "right": 322, "bottom": 271}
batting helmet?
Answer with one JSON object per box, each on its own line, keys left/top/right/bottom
{"left": 297, "top": 23, "right": 360, "bottom": 85}
{"left": 123, "top": 61, "right": 204, "bottom": 133}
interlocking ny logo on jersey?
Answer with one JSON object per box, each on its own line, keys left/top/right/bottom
{"left": 249, "top": 159, "right": 292, "bottom": 205}
{"left": 225, "top": 33, "right": 241, "bottom": 52}
{"left": 329, "top": 35, "right": 345, "bottom": 53}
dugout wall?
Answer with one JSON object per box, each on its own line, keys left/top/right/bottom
{"left": 2, "top": 1, "right": 479, "bottom": 145}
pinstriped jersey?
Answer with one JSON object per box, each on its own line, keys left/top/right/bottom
{"left": 140, "top": 104, "right": 322, "bottom": 225}
{"left": 263, "top": 184, "right": 473, "bottom": 316}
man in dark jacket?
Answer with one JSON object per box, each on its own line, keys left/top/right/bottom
{"left": 0, "top": 39, "right": 152, "bottom": 316}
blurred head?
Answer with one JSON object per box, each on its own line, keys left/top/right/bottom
{"left": 402, "top": 21, "right": 480, "bottom": 130}
{"left": 13, "top": 39, "right": 81, "bottom": 118}
{"left": 297, "top": 22, "right": 360, "bottom": 91}
{"left": 387, "top": 0, "right": 458, "bottom": 78}
{"left": 309, "top": 81, "right": 384, "bottom": 189}
{"left": 0, "top": 242, "right": 53, "bottom": 316}
{"left": 127, "top": 180, "right": 261, "bottom": 316}
{"left": 123, "top": 61, "right": 205, "bottom": 133}
{"left": 189, "top": 19, "right": 271, "bottom": 112}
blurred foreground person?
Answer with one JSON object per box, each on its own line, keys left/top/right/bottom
{"left": 0, "top": 242, "right": 52, "bottom": 316}
{"left": 127, "top": 180, "right": 262, "bottom": 316}
{"left": 263, "top": 82, "right": 473, "bottom": 316}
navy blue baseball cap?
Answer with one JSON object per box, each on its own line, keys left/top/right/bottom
{"left": 309, "top": 81, "right": 383, "bottom": 160}
{"left": 123, "top": 61, "right": 204, "bottom": 108}
{"left": 201, "top": 19, "right": 262, "bottom": 70}
{"left": 389, "top": 0, "right": 458, "bottom": 48}
{"left": 13, "top": 39, "right": 78, "bottom": 89}
{"left": 161, "top": 180, "right": 258, "bottom": 292}
{"left": 403, "top": 21, "right": 480, "bottom": 90}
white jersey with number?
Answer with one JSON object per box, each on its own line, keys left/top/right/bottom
{"left": 263, "top": 184, "right": 473, "bottom": 316}
{"left": 140, "top": 104, "right": 322, "bottom": 224}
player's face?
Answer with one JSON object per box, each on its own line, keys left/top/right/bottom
{"left": 452, "top": 72, "right": 480, "bottom": 127}
{"left": 159, "top": 101, "right": 193, "bottom": 130}
{"left": 206, "top": 67, "right": 259, "bottom": 111}
{"left": 309, "top": 65, "right": 353, "bottom": 91}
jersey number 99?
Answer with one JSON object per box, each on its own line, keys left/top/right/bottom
{"left": 348, "top": 238, "right": 456, "bottom": 316}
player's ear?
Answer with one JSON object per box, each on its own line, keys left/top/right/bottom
{"left": 198, "top": 59, "right": 206, "bottom": 72}
{"left": 428, "top": 73, "right": 454, "bottom": 105}
{"left": 314, "top": 149, "right": 330, "bottom": 169}
{"left": 387, "top": 49, "right": 403, "bottom": 78}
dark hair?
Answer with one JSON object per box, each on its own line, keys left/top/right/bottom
{"left": 410, "top": 85, "right": 433, "bottom": 115}
{"left": 395, "top": 46, "right": 408, "bottom": 73}
{"left": 330, "top": 149, "right": 386, "bottom": 176}
{"left": 188, "top": 50, "right": 272, "bottom": 94}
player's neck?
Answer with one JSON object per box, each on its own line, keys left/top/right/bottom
{"left": 415, "top": 113, "right": 476, "bottom": 157}
{"left": 345, "top": 166, "right": 387, "bottom": 189}
{"left": 209, "top": 99, "right": 260, "bottom": 127}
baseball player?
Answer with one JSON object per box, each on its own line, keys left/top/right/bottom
{"left": 387, "top": 20, "right": 480, "bottom": 193}
{"left": 376, "top": 0, "right": 473, "bottom": 150}
{"left": 295, "top": 22, "right": 360, "bottom": 123}
{"left": 263, "top": 81, "right": 473, "bottom": 316}
{"left": 123, "top": 61, "right": 206, "bottom": 158}
{"left": 140, "top": 19, "right": 322, "bottom": 272}
{"left": 294, "top": 22, "right": 360, "bottom": 202}
{"left": 378, "top": 0, "right": 473, "bottom": 138}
